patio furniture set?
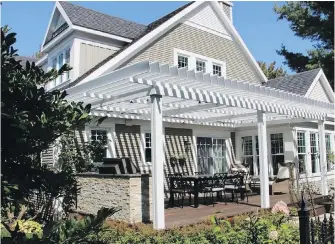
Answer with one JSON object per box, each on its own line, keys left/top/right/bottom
{"left": 168, "top": 171, "right": 250, "bottom": 208}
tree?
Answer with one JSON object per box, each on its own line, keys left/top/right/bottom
{"left": 257, "top": 61, "right": 286, "bottom": 79}
{"left": 274, "top": 1, "right": 334, "bottom": 88}
{"left": 1, "top": 26, "right": 96, "bottom": 222}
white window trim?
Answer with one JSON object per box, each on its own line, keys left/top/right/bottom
{"left": 174, "top": 48, "right": 227, "bottom": 78}
{"left": 85, "top": 126, "right": 114, "bottom": 159}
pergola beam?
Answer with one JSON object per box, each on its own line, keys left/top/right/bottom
{"left": 89, "top": 87, "right": 152, "bottom": 107}
{"left": 163, "top": 103, "right": 222, "bottom": 116}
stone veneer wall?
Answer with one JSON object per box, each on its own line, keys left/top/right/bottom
{"left": 75, "top": 174, "right": 152, "bottom": 223}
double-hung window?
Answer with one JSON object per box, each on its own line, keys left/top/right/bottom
{"left": 145, "top": 133, "right": 152, "bottom": 163}
{"left": 90, "top": 129, "right": 108, "bottom": 162}
{"left": 297, "top": 132, "right": 307, "bottom": 173}
{"left": 270, "top": 133, "right": 284, "bottom": 175}
{"left": 241, "top": 136, "right": 253, "bottom": 173}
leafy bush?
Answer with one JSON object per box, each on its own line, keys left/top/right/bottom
{"left": 83, "top": 210, "right": 300, "bottom": 244}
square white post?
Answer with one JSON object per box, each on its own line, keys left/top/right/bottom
{"left": 318, "top": 120, "right": 328, "bottom": 195}
{"left": 151, "top": 94, "right": 165, "bottom": 229}
{"left": 257, "top": 110, "right": 270, "bottom": 208}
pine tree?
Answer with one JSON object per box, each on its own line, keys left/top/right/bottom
{"left": 274, "top": 1, "right": 334, "bottom": 88}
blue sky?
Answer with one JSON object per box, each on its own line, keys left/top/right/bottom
{"left": 2, "top": 1, "right": 314, "bottom": 74}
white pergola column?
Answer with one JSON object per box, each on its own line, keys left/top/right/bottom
{"left": 150, "top": 94, "right": 165, "bottom": 229}
{"left": 318, "top": 120, "right": 328, "bottom": 195}
{"left": 257, "top": 110, "right": 270, "bottom": 208}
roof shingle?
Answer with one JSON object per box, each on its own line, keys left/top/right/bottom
{"left": 265, "top": 68, "right": 321, "bottom": 96}
{"left": 63, "top": 1, "right": 194, "bottom": 89}
{"left": 59, "top": 1, "right": 147, "bottom": 40}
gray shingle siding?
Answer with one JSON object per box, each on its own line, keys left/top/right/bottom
{"left": 115, "top": 124, "right": 142, "bottom": 170}
{"left": 125, "top": 24, "right": 261, "bottom": 83}
{"left": 266, "top": 69, "right": 321, "bottom": 96}
{"left": 59, "top": 1, "right": 147, "bottom": 40}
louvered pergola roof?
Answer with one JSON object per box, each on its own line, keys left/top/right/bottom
{"left": 66, "top": 61, "right": 334, "bottom": 127}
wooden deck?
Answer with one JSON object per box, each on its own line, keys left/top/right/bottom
{"left": 164, "top": 180, "right": 298, "bottom": 228}
{"left": 165, "top": 192, "right": 293, "bottom": 228}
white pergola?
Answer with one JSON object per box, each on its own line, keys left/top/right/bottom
{"left": 66, "top": 61, "right": 334, "bottom": 229}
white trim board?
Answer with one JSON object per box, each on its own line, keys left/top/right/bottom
{"left": 72, "top": 25, "right": 132, "bottom": 43}
{"left": 76, "top": 1, "right": 267, "bottom": 85}
{"left": 183, "top": 20, "right": 232, "bottom": 41}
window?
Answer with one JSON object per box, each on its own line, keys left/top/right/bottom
{"left": 241, "top": 136, "right": 253, "bottom": 174}
{"left": 326, "top": 134, "right": 332, "bottom": 171}
{"left": 270, "top": 133, "right": 284, "bottom": 175}
{"left": 58, "top": 53, "right": 63, "bottom": 83}
{"left": 213, "top": 64, "right": 222, "bottom": 76}
{"left": 310, "top": 133, "right": 319, "bottom": 173}
{"left": 297, "top": 132, "right": 306, "bottom": 173}
{"left": 178, "top": 55, "right": 188, "bottom": 69}
{"left": 174, "top": 49, "right": 226, "bottom": 77}
{"left": 65, "top": 48, "right": 70, "bottom": 80}
{"left": 52, "top": 57, "right": 57, "bottom": 87}
{"left": 145, "top": 133, "right": 151, "bottom": 163}
{"left": 255, "top": 135, "right": 260, "bottom": 175}
{"left": 196, "top": 60, "right": 206, "bottom": 73}
{"left": 91, "top": 130, "right": 108, "bottom": 162}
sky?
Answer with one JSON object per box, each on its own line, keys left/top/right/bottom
{"left": 1, "top": 1, "right": 315, "bottom": 74}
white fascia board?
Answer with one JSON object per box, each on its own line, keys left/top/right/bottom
{"left": 76, "top": 38, "right": 120, "bottom": 51}
{"left": 56, "top": 1, "right": 74, "bottom": 28}
{"left": 41, "top": 28, "right": 74, "bottom": 53}
{"left": 35, "top": 54, "right": 48, "bottom": 66}
{"left": 210, "top": 1, "right": 268, "bottom": 83}
{"left": 72, "top": 25, "right": 132, "bottom": 43}
{"left": 78, "top": 1, "right": 204, "bottom": 84}
{"left": 41, "top": 3, "right": 57, "bottom": 50}
{"left": 305, "top": 69, "right": 334, "bottom": 103}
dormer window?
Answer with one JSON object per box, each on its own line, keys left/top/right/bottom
{"left": 196, "top": 60, "right": 206, "bottom": 73}
{"left": 213, "top": 64, "right": 222, "bottom": 77}
{"left": 178, "top": 55, "right": 188, "bottom": 69}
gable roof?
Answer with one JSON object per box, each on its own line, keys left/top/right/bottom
{"left": 62, "top": 1, "right": 194, "bottom": 90}
{"left": 62, "top": 1, "right": 267, "bottom": 90}
{"left": 266, "top": 69, "right": 321, "bottom": 96}
{"left": 58, "top": 1, "right": 147, "bottom": 40}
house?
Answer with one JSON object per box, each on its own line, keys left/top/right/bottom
{"left": 36, "top": 1, "right": 334, "bottom": 228}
